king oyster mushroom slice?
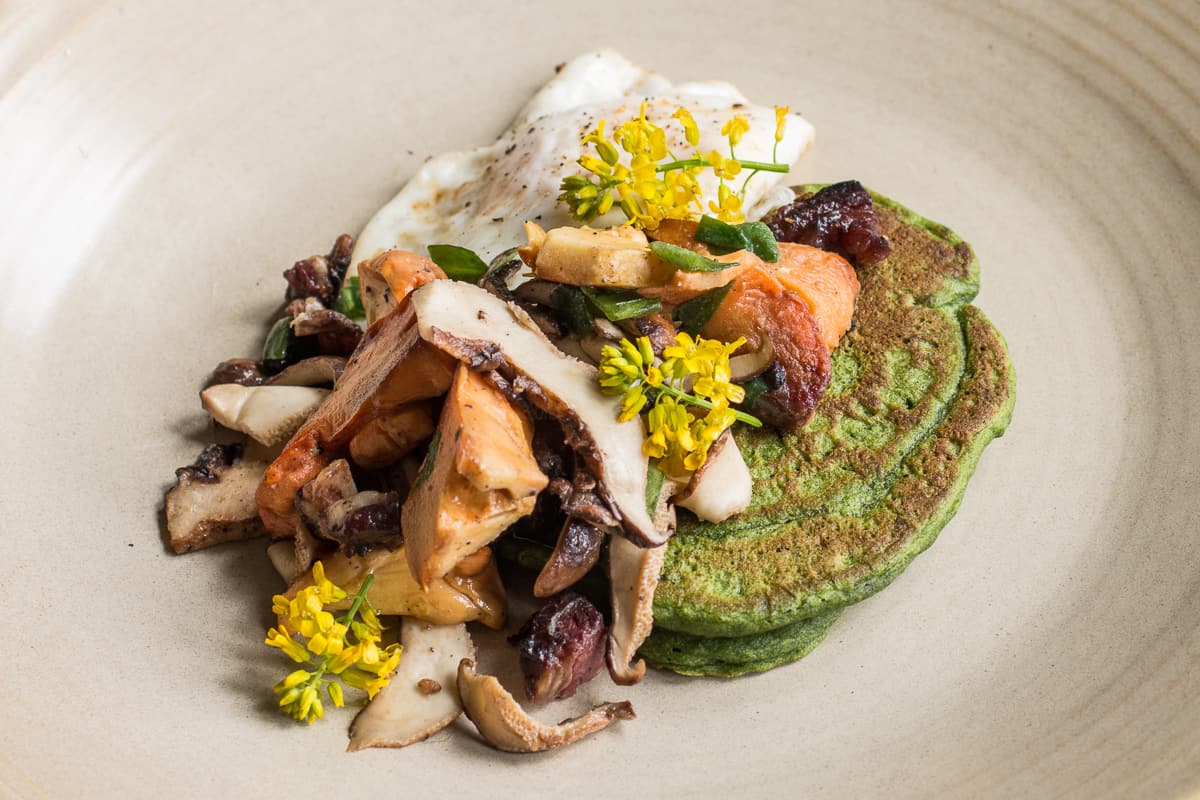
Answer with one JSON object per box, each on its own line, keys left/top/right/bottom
{"left": 456, "top": 659, "right": 635, "bottom": 753}
{"left": 200, "top": 384, "right": 329, "bottom": 447}
{"left": 607, "top": 475, "right": 675, "bottom": 685}
{"left": 166, "top": 444, "right": 269, "bottom": 554}
{"left": 348, "top": 621, "right": 475, "bottom": 751}
{"left": 409, "top": 280, "right": 664, "bottom": 547}
{"left": 672, "top": 431, "right": 753, "bottom": 523}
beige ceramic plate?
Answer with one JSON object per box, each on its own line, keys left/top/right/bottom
{"left": 3, "top": 1, "right": 1199, "bottom": 797}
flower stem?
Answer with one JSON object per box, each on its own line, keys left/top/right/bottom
{"left": 654, "top": 384, "right": 763, "bottom": 428}
{"left": 340, "top": 573, "right": 375, "bottom": 626}
{"left": 657, "top": 158, "right": 789, "bottom": 174}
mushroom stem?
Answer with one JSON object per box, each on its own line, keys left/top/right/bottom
{"left": 456, "top": 659, "right": 634, "bottom": 753}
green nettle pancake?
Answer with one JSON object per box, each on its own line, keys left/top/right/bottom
{"left": 639, "top": 189, "right": 1015, "bottom": 675}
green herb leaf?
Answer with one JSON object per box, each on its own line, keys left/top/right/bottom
{"left": 551, "top": 284, "right": 595, "bottom": 337}
{"left": 428, "top": 244, "right": 489, "bottom": 283}
{"left": 692, "top": 216, "right": 779, "bottom": 262}
{"left": 649, "top": 241, "right": 736, "bottom": 273}
{"left": 738, "top": 375, "right": 770, "bottom": 410}
{"left": 414, "top": 431, "right": 441, "bottom": 487}
{"left": 694, "top": 215, "right": 749, "bottom": 255}
{"left": 580, "top": 287, "right": 662, "bottom": 321}
{"left": 333, "top": 276, "right": 365, "bottom": 319}
{"left": 262, "top": 317, "right": 293, "bottom": 364}
{"left": 672, "top": 281, "right": 733, "bottom": 335}
{"left": 645, "top": 463, "right": 666, "bottom": 517}
{"left": 739, "top": 221, "right": 779, "bottom": 263}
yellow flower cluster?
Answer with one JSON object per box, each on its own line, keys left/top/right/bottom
{"left": 560, "top": 103, "right": 789, "bottom": 229}
{"left": 599, "top": 332, "right": 753, "bottom": 475}
{"left": 561, "top": 106, "right": 703, "bottom": 230}
{"left": 265, "top": 563, "right": 401, "bottom": 724}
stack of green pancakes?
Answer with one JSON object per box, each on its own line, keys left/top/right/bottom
{"left": 639, "top": 189, "right": 1016, "bottom": 676}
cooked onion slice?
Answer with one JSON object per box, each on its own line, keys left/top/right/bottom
{"left": 456, "top": 659, "right": 634, "bottom": 753}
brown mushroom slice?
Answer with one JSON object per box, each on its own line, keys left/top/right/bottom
{"left": 403, "top": 366, "right": 548, "bottom": 587}
{"left": 348, "top": 621, "right": 474, "bottom": 751}
{"left": 265, "top": 355, "right": 347, "bottom": 387}
{"left": 266, "top": 539, "right": 305, "bottom": 585}
{"left": 606, "top": 531, "right": 669, "bottom": 686}
{"left": 348, "top": 403, "right": 436, "bottom": 470}
{"left": 200, "top": 384, "right": 329, "bottom": 447}
{"left": 166, "top": 444, "right": 268, "bottom": 554}
{"left": 456, "top": 659, "right": 635, "bottom": 753}
{"left": 358, "top": 249, "right": 446, "bottom": 326}
{"left": 284, "top": 545, "right": 506, "bottom": 630}
{"left": 256, "top": 303, "right": 455, "bottom": 536}
{"left": 533, "top": 518, "right": 604, "bottom": 598}
{"left": 409, "top": 280, "right": 663, "bottom": 547}
{"left": 672, "top": 432, "right": 753, "bottom": 523}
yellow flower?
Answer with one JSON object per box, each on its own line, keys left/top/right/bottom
{"left": 722, "top": 115, "right": 751, "bottom": 148}
{"left": 774, "top": 105, "right": 789, "bottom": 143}
{"left": 706, "top": 150, "right": 741, "bottom": 181}
{"left": 265, "top": 563, "right": 401, "bottom": 725}
{"left": 708, "top": 183, "right": 745, "bottom": 224}
{"left": 265, "top": 626, "right": 309, "bottom": 664}
{"left": 672, "top": 107, "right": 700, "bottom": 147}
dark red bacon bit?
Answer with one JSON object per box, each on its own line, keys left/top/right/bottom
{"left": 767, "top": 180, "right": 891, "bottom": 264}
{"left": 511, "top": 592, "right": 607, "bottom": 704}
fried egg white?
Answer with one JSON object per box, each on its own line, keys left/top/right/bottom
{"left": 351, "top": 50, "right": 815, "bottom": 267}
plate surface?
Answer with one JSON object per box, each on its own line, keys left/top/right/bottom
{"left": 2, "top": 1, "right": 1199, "bottom": 797}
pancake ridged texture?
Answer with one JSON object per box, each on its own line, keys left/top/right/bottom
{"left": 643, "top": 189, "right": 1016, "bottom": 668}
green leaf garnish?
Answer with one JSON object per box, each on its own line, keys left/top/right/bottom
{"left": 551, "top": 284, "right": 596, "bottom": 338}
{"left": 649, "top": 241, "right": 736, "bottom": 273}
{"left": 738, "top": 375, "right": 770, "bottom": 409}
{"left": 739, "top": 221, "right": 779, "bottom": 262}
{"left": 672, "top": 281, "right": 734, "bottom": 335}
{"left": 581, "top": 287, "right": 662, "bottom": 321}
{"left": 645, "top": 463, "right": 666, "bottom": 517}
{"left": 332, "top": 276, "right": 365, "bottom": 319}
{"left": 414, "top": 431, "right": 441, "bottom": 487}
{"left": 428, "top": 244, "right": 489, "bottom": 283}
{"left": 694, "top": 216, "right": 749, "bottom": 254}
{"left": 262, "top": 317, "right": 293, "bottom": 364}
{"left": 693, "top": 216, "right": 779, "bottom": 262}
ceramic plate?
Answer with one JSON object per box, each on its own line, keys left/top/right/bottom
{"left": 3, "top": 1, "right": 1198, "bottom": 797}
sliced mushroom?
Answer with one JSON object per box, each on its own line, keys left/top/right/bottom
{"left": 266, "top": 355, "right": 347, "bottom": 387}
{"left": 534, "top": 226, "right": 669, "bottom": 289}
{"left": 533, "top": 518, "right": 604, "bottom": 598}
{"left": 296, "top": 459, "right": 403, "bottom": 555}
{"left": 456, "top": 659, "right": 634, "bottom": 753}
{"left": 409, "top": 280, "right": 665, "bottom": 547}
{"left": 606, "top": 524, "right": 669, "bottom": 685}
{"left": 673, "top": 432, "right": 753, "bottom": 523}
{"left": 358, "top": 249, "right": 446, "bottom": 326}
{"left": 481, "top": 248, "right": 528, "bottom": 301}
{"left": 200, "top": 384, "right": 329, "bottom": 447}
{"left": 284, "top": 546, "right": 506, "bottom": 630}
{"left": 348, "top": 621, "right": 474, "bottom": 751}
{"left": 165, "top": 444, "right": 268, "bottom": 553}
{"left": 348, "top": 402, "right": 436, "bottom": 470}
{"left": 256, "top": 302, "right": 455, "bottom": 536}
{"left": 266, "top": 539, "right": 305, "bottom": 584}
{"left": 616, "top": 313, "right": 676, "bottom": 357}
{"left": 289, "top": 297, "right": 363, "bottom": 356}
{"left": 402, "top": 365, "right": 548, "bottom": 587}
{"left": 518, "top": 221, "right": 546, "bottom": 266}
